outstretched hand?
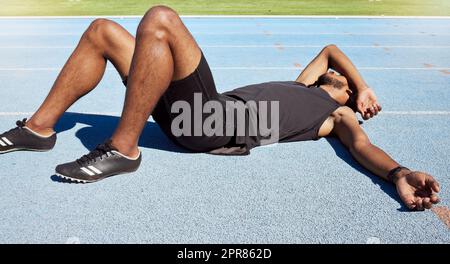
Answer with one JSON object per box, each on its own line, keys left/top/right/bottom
{"left": 395, "top": 170, "right": 441, "bottom": 211}
{"left": 356, "top": 88, "right": 382, "bottom": 120}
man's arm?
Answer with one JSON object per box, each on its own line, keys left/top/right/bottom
{"left": 295, "top": 45, "right": 329, "bottom": 87}
{"left": 296, "top": 44, "right": 381, "bottom": 119}
{"left": 331, "top": 107, "right": 441, "bottom": 210}
{"left": 297, "top": 44, "right": 367, "bottom": 92}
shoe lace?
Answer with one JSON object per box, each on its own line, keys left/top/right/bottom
{"left": 76, "top": 140, "right": 116, "bottom": 165}
{"left": 1, "top": 118, "right": 27, "bottom": 136}
{"left": 16, "top": 118, "right": 27, "bottom": 128}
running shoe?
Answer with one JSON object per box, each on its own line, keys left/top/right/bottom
{"left": 55, "top": 140, "right": 142, "bottom": 183}
{"left": 0, "top": 118, "right": 56, "bottom": 154}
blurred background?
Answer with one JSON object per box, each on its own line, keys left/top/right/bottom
{"left": 0, "top": 0, "right": 449, "bottom": 16}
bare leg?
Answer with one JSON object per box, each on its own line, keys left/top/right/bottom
{"left": 110, "top": 6, "right": 202, "bottom": 157}
{"left": 27, "top": 19, "right": 135, "bottom": 135}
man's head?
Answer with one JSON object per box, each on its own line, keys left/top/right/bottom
{"left": 317, "top": 71, "right": 356, "bottom": 110}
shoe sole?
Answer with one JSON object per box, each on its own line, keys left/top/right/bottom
{"left": 55, "top": 173, "right": 95, "bottom": 184}
{"left": 0, "top": 148, "right": 50, "bottom": 154}
{"left": 55, "top": 169, "right": 137, "bottom": 184}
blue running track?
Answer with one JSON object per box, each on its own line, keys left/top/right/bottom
{"left": 0, "top": 17, "right": 449, "bottom": 243}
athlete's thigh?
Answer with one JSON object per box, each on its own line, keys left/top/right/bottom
{"left": 143, "top": 6, "right": 202, "bottom": 81}
{"left": 96, "top": 19, "right": 135, "bottom": 82}
{"left": 169, "top": 23, "right": 202, "bottom": 81}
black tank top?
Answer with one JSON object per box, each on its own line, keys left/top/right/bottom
{"left": 209, "top": 81, "right": 340, "bottom": 155}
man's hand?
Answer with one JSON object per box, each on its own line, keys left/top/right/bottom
{"left": 395, "top": 170, "right": 441, "bottom": 211}
{"left": 356, "top": 88, "right": 382, "bottom": 120}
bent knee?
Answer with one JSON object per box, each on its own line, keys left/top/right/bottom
{"left": 145, "top": 5, "right": 179, "bottom": 23}
{"left": 84, "top": 18, "right": 117, "bottom": 42}
{"left": 137, "top": 6, "right": 180, "bottom": 37}
{"left": 323, "top": 44, "right": 339, "bottom": 53}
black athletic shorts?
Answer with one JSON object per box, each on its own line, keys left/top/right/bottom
{"left": 123, "top": 52, "right": 233, "bottom": 152}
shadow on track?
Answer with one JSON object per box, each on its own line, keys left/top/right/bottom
{"left": 325, "top": 137, "right": 410, "bottom": 212}
{"left": 54, "top": 112, "right": 190, "bottom": 153}
{"left": 51, "top": 112, "right": 192, "bottom": 182}
{"left": 53, "top": 112, "right": 411, "bottom": 211}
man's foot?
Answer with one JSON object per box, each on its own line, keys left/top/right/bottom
{"left": 0, "top": 118, "right": 57, "bottom": 154}
{"left": 55, "top": 140, "right": 142, "bottom": 183}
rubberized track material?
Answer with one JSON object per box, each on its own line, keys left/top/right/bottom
{"left": 0, "top": 17, "right": 449, "bottom": 243}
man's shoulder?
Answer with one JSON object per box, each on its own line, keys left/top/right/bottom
{"left": 319, "top": 107, "right": 359, "bottom": 137}
{"left": 331, "top": 106, "right": 356, "bottom": 119}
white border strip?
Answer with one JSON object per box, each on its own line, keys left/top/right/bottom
{"left": 0, "top": 15, "right": 449, "bottom": 19}
{"left": 1, "top": 111, "right": 450, "bottom": 116}
{"left": 0, "top": 67, "right": 449, "bottom": 71}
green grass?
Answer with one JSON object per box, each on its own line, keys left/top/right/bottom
{"left": 0, "top": 0, "right": 449, "bottom": 16}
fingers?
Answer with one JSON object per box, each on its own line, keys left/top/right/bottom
{"left": 399, "top": 172, "right": 441, "bottom": 211}
{"left": 376, "top": 103, "right": 382, "bottom": 112}
{"left": 426, "top": 176, "right": 440, "bottom": 193}
{"left": 361, "top": 106, "right": 374, "bottom": 119}
{"left": 357, "top": 102, "right": 367, "bottom": 116}
{"left": 415, "top": 198, "right": 424, "bottom": 211}
{"left": 412, "top": 195, "right": 441, "bottom": 211}
{"left": 371, "top": 105, "right": 379, "bottom": 116}
{"left": 422, "top": 197, "right": 433, "bottom": 210}
{"left": 401, "top": 193, "right": 417, "bottom": 210}
{"left": 427, "top": 175, "right": 441, "bottom": 205}
{"left": 405, "top": 199, "right": 417, "bottom": 210}
{"left": 360, "top": 104, "right": 381, "bottom": 120}
{"left": 363, "top": 109, "right": 375, "bottom": 119}
{"left": 413, "top": 197, "right": 438, "bottom": 211}
{"left": 404, "top": 195, "right": 438, "bottom": 211}
{"left": 430, "top": 193, "right": 441, "bottom": 204}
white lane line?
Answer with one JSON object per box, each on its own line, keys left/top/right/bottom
{"left": 1, "top": 111, "right": 450, "bottom": 116}
{"left": 213, "top": 67, "right": 450, "bottom": 70}
{"left": 201, "top": 32, "right": 450, "bottom": 36}
{"left": 0, "top": 15, "right": 449, "bottom": 19}
{"left": 0, "top": 67, "right": 449, "bottom": 71}
{"left": 0, "top": 33, "right": 79, "bottom": 36}
{"left": 0, "top": 45, "right": 449, "bottom": 49}
{"left": 209, "top": 45, "right": 450, "bottom": 48}
{"left": 0, "top": 67, "right": 63, "bottom": 71}
{"left": 381, "top": 111, "right": 450, "bottom": 115}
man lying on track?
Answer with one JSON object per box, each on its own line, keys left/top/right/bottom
{"left": 0, "top": 6, "right": 440, "bottom": 211}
